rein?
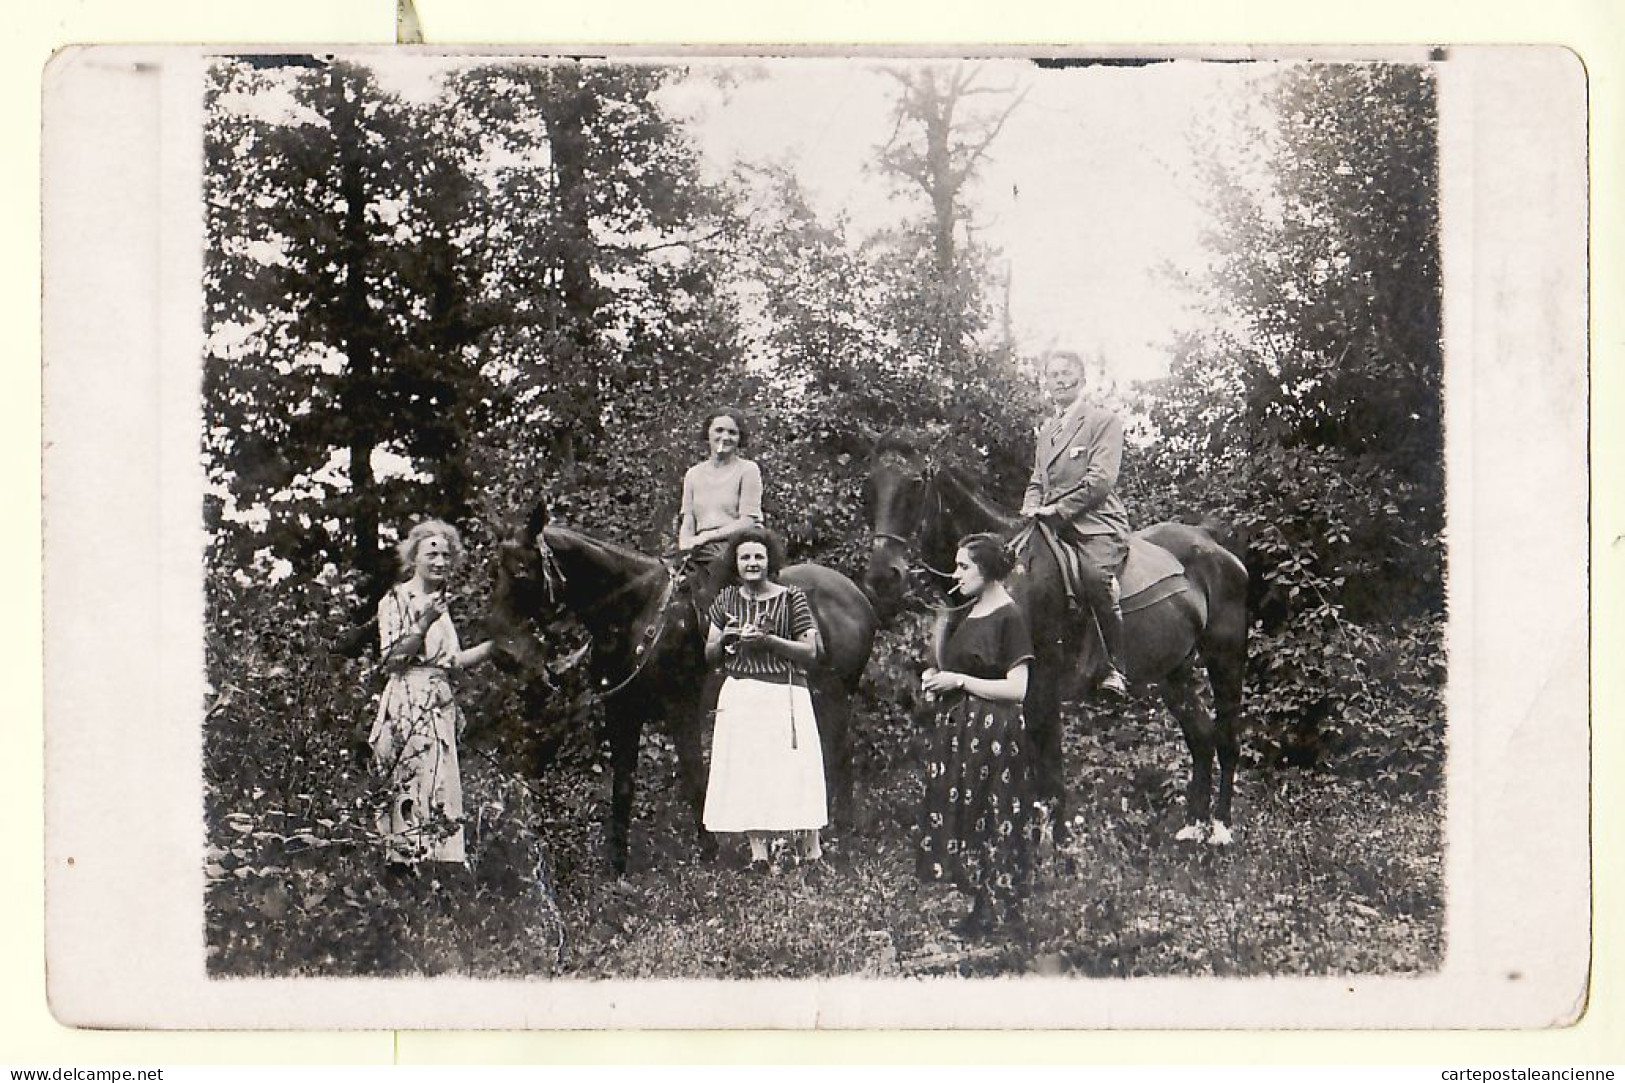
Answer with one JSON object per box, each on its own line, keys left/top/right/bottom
{"left": 593, "top": 565, "right": 685, "bottom": 699}
{"left": 534, "top": 532, "right": 568, "bottom": 603}
{"left": 535, "top": 530, "right": 690, "bottom": 701}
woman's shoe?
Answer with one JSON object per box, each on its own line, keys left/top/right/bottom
{"left": 952, "top": 896, "right": 995, "bottom": 939}
{"left": 747, "top": 857, "right": 771, "bottom": 876}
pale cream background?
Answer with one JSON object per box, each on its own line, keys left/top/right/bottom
{"left": 38, "top": 41, "right": 1588, "bottom": 1030}
{"left": 15, "top": 0, "right": 1625, "bottom": 1064}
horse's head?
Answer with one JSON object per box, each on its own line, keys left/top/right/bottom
{"left": 485, "top": 501, "right": 556, "bottom": 681}
{"left": 861, "top": 432, "right": 934, "bottom": 624}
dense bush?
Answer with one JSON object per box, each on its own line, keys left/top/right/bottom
{"left": 199, "top": 57, "right": 1448, "bottom": 978}
{"left": 1122, "top": 436, "right": 1446, "bottom": 795}
{"left": 204, "top": 569, "right": 569, "bottom": 976}
{"left": 203, "top": 571, "right": 1444, "bottom": 978}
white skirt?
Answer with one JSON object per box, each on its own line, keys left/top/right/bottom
{"left": 703, "top": 675, "right": 827, "bottom": 833}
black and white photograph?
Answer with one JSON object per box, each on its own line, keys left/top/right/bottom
{"left": 41, "top": 44, "right": 1590, "bottom": 1030}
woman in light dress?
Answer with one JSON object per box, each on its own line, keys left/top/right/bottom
{"left": 702, "top": 526, "right": 826, "bottom": 873}
{"left": 370, "top": 519, "right": 493, "bottom": 870}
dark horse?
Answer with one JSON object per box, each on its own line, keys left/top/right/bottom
{"left": 862, "top": 436, "right": 1249, "bottom": 843}
{"left": 488, "top": 501, "right": 878, "bottom": 873}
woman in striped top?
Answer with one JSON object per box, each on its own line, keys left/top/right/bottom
{"left": 702, "top": 526, "right": 826, "bottom": 872}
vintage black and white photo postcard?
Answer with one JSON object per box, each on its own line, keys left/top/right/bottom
{"left": 41, "top": 44, "right": 1590, "bottom": 1030}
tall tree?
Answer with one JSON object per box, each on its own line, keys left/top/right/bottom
{"left": 870, "top": 63, "right": 1033, "bottom": 491}
{"left": 203, "top": 58, "right": 490, "bottom": 589}
{"left": 876, "top": 64, "right": 1026, "bottom": 285}
{"left": 441, "top": 60, "right": 741, "bottom": 521}
{"left": 1128, "top": 62, "right": 1445, "bottom": 763}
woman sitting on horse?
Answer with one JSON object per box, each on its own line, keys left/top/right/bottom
{"left": 702, "top": 526, "right": 826, "bottom": 873}
{"left": 678, "top": 407, "right": 763, "bottom": 603}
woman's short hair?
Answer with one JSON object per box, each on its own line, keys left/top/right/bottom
{"left": 701, "top": 407, "right": 750, "bottom": 450}
{"left": 720, "top": 525, "right": 786, "bottom": 582}
{"left": 958, "top": 532, "right": 1015, "bottom": 582}
{"left": 397, "top": 518, "right": 464, "bottom": 575}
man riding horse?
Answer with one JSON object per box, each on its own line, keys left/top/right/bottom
{"left": 1019, "top": 349, "right": 1131, "bottom": 700}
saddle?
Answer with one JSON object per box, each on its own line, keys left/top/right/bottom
{"left": 1013, "top": 523, "right": 1193, "bottom": 685}
{"left": 1014, "top": 522, "right": 1186, "bottom": 611}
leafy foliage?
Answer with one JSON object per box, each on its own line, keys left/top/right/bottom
{"left": 204, "top": 59, "right": 492, "bottom": 591}
{"left": 1125, "top": 63, "right": 1446, "bottom": 771}
{"left": 201, "top": 58, "right": 1447, "bottom": 978}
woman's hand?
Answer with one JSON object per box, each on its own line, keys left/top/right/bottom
{"left": 456, "top": 641, "right": 495, "bottom": 670}
{"left": 417, "top": 592, "right": 449, "bottom": 631}
{"left": 921, "top": 669, "right": 963, "bottom": 694}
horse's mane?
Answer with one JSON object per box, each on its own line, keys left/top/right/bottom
{"left": 876, "top": 429, "right": 1010, "bottom": 489}
{"left": 934, "top": 462, "right": 1025, "bottom": 534}
{"left": 522, "top": 498, "right": 661, "bottom": 571}
{"left": 544, "top": 522, "right": 663, "bottom": 573}
{"left": 874, "top": 430, "right": 926, "bottom": 459}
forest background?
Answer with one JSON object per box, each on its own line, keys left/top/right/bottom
{"left": 200, "top": 55, "right": 1447, "bottom": 978}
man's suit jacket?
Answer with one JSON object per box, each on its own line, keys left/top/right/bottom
{"left": 1022, "top": 401, "right": 1131, "bottom": 539}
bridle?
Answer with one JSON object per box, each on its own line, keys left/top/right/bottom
{"left": 868, "top": 457, "right": 971, "bottom": 613}
{"left": 532, "top": 532, "right": 693, "bottom": 700}
{"left": 594, "top": 563, "right": 687, "bottom": 699}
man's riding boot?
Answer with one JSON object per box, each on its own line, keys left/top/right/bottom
{"left": 1094, "top": 588, "right": 1129, "bottom": 700}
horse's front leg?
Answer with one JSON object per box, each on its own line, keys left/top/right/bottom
{"left": 1026, "top": 645, "right": 1070, "bottom": 845}
{"left": 673, "top": 682, "right": 717, "bottom": 862}
{"left": 1160, "top": 662, "right": 1216, "bottom": 841}
{"left": 604, "top": 703, "right": 642, "bottom": 875}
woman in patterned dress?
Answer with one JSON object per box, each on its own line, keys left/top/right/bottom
{"left": 702, "top": 526, "right": 825, "bottom": 872}
{"left": 370, "top": 519, "right": 493, "bottom": 870}
{"left": 918, "top": 532, "right": 1037, "bottom": 936}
